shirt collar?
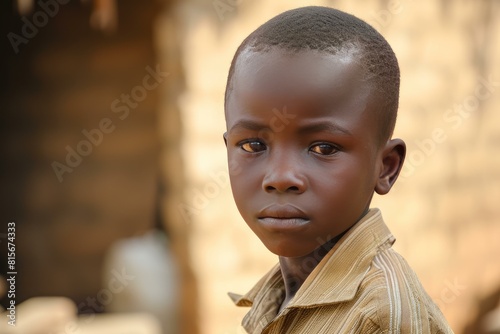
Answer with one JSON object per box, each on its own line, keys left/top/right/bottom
{"left": 229, "top": 208, "right": 395, "bottom": 308}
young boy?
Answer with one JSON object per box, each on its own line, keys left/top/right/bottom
{"left": 223, "top": 6, "right": 453, "bottom": 334}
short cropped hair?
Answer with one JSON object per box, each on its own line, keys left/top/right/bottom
{"left": 225, "top": 6, "right": 400, "bottom": 142}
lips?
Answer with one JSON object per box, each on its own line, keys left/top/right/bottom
{"left": 257, "top": 205, "right": 310, "bottom": 230}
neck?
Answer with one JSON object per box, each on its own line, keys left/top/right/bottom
{"left": 277, "top": 208, "right": 371, "bottom": 312}
{"left": 278, "top": 233, "right": 344, "bottom": 311}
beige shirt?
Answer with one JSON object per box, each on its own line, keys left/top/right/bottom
{"left": 229, "top": 209, "right": 454, "bottom": 334}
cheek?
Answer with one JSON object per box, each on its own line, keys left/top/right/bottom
{"left": 228, "top": 153, "right": 261, "bottom": 205}
{"left": 310, "top": 156, "right": 375, "bottom": 198}
{"left": 341, "top": 157, "right": 378, "bottom": 204}
{"left": 227, "top": 152, "right": 243, "bottom": 180}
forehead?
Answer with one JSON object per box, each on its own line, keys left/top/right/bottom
{"left": 237, "top": 48, "right": 364, "bottom": 97}
{"left": 226, "top": 48, "right": 378, "bottom": 129}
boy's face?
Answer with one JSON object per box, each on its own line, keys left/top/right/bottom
{"left": 225, "top": 48, "right": 402, "bottom": 257}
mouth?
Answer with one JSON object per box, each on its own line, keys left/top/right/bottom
{"left": 257, "top": 205, "right": 310, "bottom": 230}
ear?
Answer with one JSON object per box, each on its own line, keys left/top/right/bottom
{"left": 375, "top": 138, "right": 406, "bottom": 195}
{"left": 223, "top": 132, "right": 228, "bottom": 147}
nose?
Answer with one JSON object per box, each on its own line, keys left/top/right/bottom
{"left": 262, "top": 154, "right": 307, "bottom": 194}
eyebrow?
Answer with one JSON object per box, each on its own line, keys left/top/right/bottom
{"left": 297, "top": 122, "right": 352, "bottom": 136}
{"left": 228, "top": 119, "right": 268, "bottom": 133}
{"left": 229, "top": 119, "right": 352, "bottom": 136}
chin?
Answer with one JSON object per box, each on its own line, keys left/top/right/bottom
{"left": 264, "top": 242, "right": 314, "bottom": 258}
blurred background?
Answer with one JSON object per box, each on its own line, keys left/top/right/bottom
{"left": 0, "top": 0, "right": 499, "bottom": 333}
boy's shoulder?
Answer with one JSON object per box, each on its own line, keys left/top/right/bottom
{"left": 362, "top": 245, "right": 453, "bottom": 333}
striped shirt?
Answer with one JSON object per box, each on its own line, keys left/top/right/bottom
{"left": 229, "top": 208, "right": 454, "bottom": 333}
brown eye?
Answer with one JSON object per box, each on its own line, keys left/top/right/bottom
{"left": 241, "top": 141, "right": 266, "bottom": 153}
{"left": 310, "top": 144, "right": 338, "bottom": 155}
